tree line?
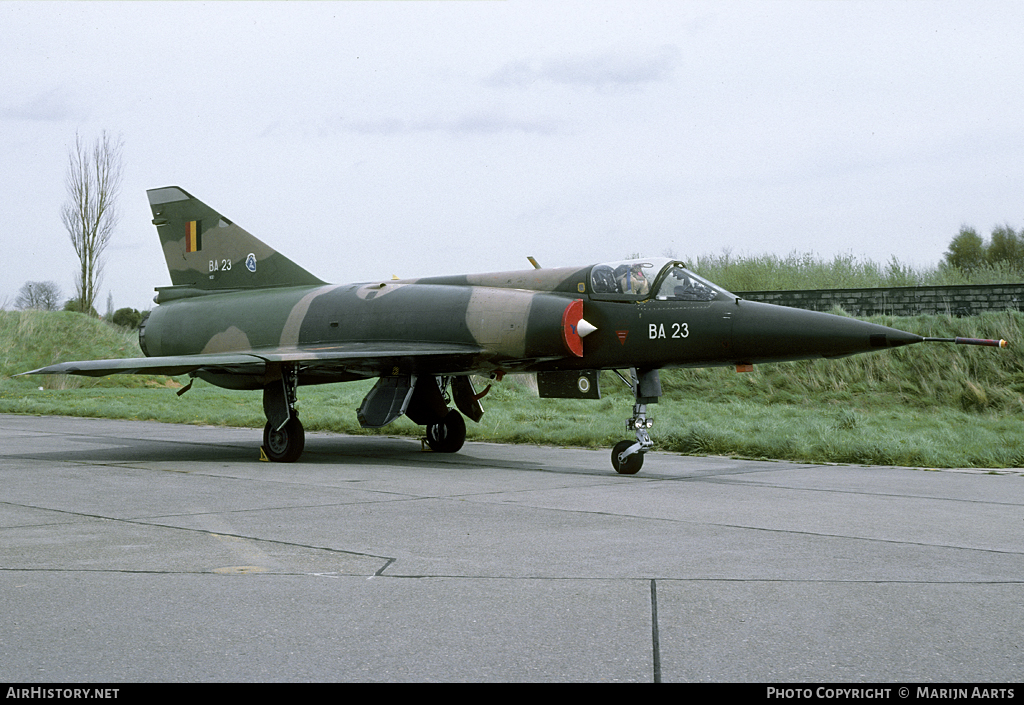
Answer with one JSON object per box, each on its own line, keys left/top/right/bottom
{"left": 13, "top": 279, "right": 143, "bottom": 328}
{"left": 944, "top": 224, "right": 1024, "bottom": 277}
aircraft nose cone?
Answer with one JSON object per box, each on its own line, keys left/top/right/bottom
{"left": 732, "top": 301, "right": 923, "bottom": 362}
{"left": 871, "top": 327, "right": 923, "bottom": 349}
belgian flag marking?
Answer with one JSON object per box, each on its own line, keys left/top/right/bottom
{"left": 185, "top": 220, "right": 202, "bottom": 253}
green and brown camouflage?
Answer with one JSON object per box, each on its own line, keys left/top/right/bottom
{"left": 21, "top": 186, "right": 1008, "bottom": 472}
{"left": 148, "top": 186, "right": 326, "bottom": 295}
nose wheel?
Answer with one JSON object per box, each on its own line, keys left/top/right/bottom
{"left": 612, "top": 439, "right": 644, "bottom": 474}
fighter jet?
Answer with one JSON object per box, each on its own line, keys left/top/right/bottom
{"left": 21, "top": 187, "right": 1008, "bottom": 473}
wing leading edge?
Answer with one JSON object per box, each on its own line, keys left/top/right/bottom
{"left": 18, "top": 342, "right": 488, "bottom": 380}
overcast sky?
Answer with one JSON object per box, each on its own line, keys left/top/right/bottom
{"left": 3, "top": 0, "right": 1024, "bottom": 311}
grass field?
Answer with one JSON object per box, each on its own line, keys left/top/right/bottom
{"left": 690, "top": 250, "right": 1024, "bottom": 290}
{"left": 3, "top": 308, "right": 1024, "bottom": 468}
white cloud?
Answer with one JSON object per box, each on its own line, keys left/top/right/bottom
{"left": 487, "top": 45, "right": 681, "bottom": 90}
{"left": 0, "top": 88, "right": 80, "bottom": 122}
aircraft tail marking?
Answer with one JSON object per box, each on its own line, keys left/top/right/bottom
{"left": 148, "top": 186, "right": 325, "bottom": 291}
{"left": 185, "top": 220, "right": 202, "bottom": 253}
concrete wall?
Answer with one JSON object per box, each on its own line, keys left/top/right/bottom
{"left": 736, "top": 284, "right": 1024, "bottom": 317}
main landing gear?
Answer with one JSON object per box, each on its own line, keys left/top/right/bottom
{"left": 610, "top": 367, "right": 661, "bottom": 475}
{"left": 262, "top": 371, "right": 477, "bottom": 463}
{"left": 262, "top": 366, "right": 304, "bottom": 463}
{"left": 421, "top": 376, "right": 470, "bottom": 453}
{"left": 264, "top": 415, "right": 304, "bottom": 463}
{"left": 425, "top": 407, "right": 467, "bottom": 453}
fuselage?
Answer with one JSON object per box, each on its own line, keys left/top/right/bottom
{"left": 141, "top": 258, "right": 923, "bottom": 390}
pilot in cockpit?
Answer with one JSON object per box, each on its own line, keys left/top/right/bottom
{"left": 613, "top": 263, "right": 650, "bottom": 296}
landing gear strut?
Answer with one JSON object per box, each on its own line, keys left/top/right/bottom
{"left": 610, "top": 367, "right": 661, "bottom": 475}
{"left": 262, "top": 365, "right": 305, "bottom": 462}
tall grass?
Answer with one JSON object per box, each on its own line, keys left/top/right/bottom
{"left": 690, "top": 250, "right": 1024, "bottom": 292}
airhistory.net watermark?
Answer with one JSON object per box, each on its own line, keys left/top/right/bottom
{"left": 6, "top": 689, "right": 118, "bottom": 700}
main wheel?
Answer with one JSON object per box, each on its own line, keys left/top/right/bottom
{"left": 263, "top": 416, "right": 305, "bottom": 462}
{"left": 425, "top": 409, "right": 466, "bottom": 453}
{"left": 611, "top": 440, "right": 643, "bottom": 475}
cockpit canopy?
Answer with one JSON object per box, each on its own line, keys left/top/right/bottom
{"left": 589, "top": 258, "right": 729, "bottom": 302}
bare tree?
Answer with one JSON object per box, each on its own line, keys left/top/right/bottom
{"left": 15, "top": 281, "right": 63, "bottom": 311}
{"left": 60, "top": 131, "right": 124, "bottom": 315}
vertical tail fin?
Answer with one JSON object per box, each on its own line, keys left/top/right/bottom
{"left": 147, "top": 186, "right": 325, "bottom": 292}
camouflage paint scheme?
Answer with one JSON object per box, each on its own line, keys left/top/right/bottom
{"left": 21, "top": 187, "right": 1004, "bottom": 471}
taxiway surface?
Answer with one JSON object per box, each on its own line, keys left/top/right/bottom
{"left": 1, "top": 414, "right": 1021, "bottom": 682}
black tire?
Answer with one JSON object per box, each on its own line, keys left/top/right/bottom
{"left": 425, "top": 409, "right": 466, "bottom": 453}
{"left": 611, "top": 440, "right": 643, "bottom": 475}
{"left": 263, "top": 416, "right": 305, "bottom": 462}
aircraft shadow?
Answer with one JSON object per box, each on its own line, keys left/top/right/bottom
{"left": 3, "top": 431, "right": 608, "bottom": 476}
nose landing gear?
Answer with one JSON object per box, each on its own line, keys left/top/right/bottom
{"left": 611, "top": 367, "right": 661, "bottom": 474}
